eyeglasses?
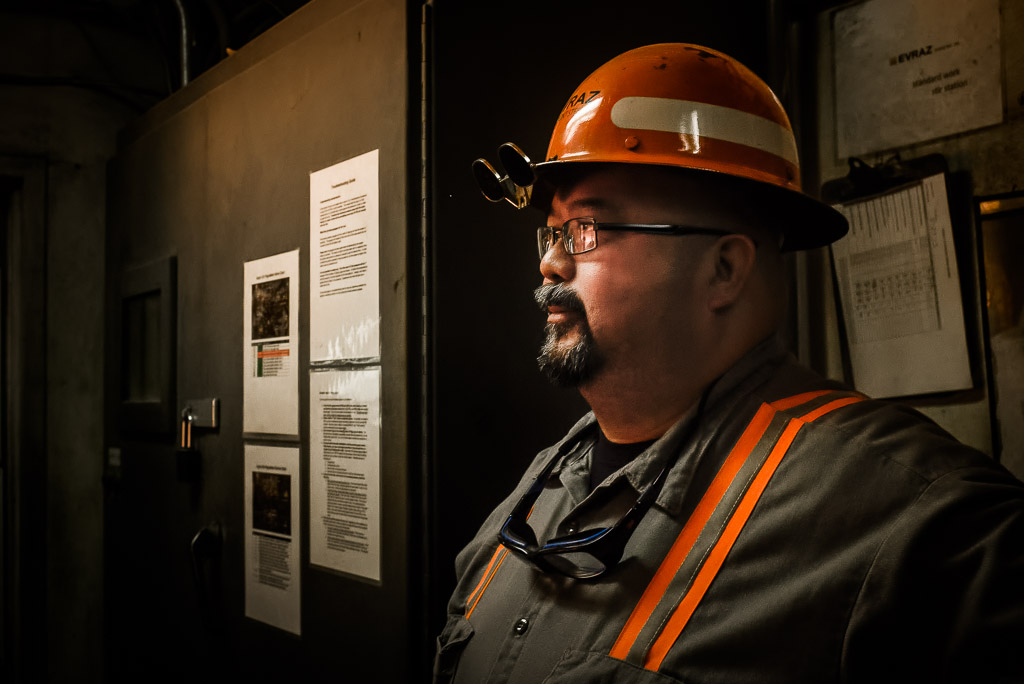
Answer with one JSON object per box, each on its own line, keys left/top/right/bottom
{"left": 537, "top": 217, "right": 732, "bottom": 260}
{"left": 498, "top": 442, "right": 672, "bottom": 580}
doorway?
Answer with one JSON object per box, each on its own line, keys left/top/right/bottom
{"left": 0, "top": 157, "right": 48, "bottom": 683}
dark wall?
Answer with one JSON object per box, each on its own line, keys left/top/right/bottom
{"left": 429, "top": 0, "right": 777, "bottom": 640}
{"left": 104, "top": 0, "right": 415, "bottom": 680}
{"left": 0, "top": 9, "right": 163, "bottom": 681}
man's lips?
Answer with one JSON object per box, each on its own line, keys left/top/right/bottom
{"left": 546, "top": 305, "right": 579, "bottom": 323}
{"left": 535, "top": 283, "right": 585, "bottom": 323}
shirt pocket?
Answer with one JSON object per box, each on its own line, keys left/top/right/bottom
{"left": 541, "top": 649, "right": 687, "bottom": 683}
{"left": 433, "top": 614, "right": 475, "bottom": 683}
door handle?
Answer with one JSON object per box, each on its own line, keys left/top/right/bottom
{"left": 176, "top": 399, "right": 219, "bottom": 482}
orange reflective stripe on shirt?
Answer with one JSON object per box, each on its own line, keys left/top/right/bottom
{"left": 465, "top": 545, "right": 508, "bottom": 619}
{"left": 769, "top": 389, "right": 835, "bottom": 411}
{"left": 465, "top": 504, "right": 536, "bottom": 619}
{"left": 642, "top": 394, "right": 864, "bottom": 671}
{"left": 609, "top": 401, "right": 779, "bottom": 658}
{"left": 610, "top": 389, "right": 835, "bottom": 660}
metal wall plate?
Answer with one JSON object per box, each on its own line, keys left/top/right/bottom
{"left": 183, "top": 397, "right": 219, "bottom": 428}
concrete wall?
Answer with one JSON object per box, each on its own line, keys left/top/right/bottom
{"left": 0, "top": 11, "right": 164, "bottom": 681}
{"left": 802, "top": 0, "right": 1024, "bottom": 475}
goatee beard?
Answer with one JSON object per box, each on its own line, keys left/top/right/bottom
{"left": 534, "top": 283, "right": 602, "bottom": 387}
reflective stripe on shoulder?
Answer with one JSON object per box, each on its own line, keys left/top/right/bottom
{"left": 609, "top": 389, "right": 864, "bottom": 669}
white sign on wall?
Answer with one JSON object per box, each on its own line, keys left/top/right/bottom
{"left": 834, "top": 0, "right": 1002, "bottom": 158}
{"left": 309, "top": 367, "right": 382, "bottom": 582}
{"left": 309, "top": 150, "right": 381, "bottom": 362}
{"left": 243, "top": 250, "right": 299, "bottom": 435}
{"left": 245, "top": 444, "right": 301, "bottom": 635}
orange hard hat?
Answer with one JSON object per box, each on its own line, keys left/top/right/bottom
{"left": 479, "top": 43, "right": 848, "bottom": 250}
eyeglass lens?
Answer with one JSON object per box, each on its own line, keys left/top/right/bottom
{"left": 542, "top": 551, "right": 607, "bottom": 578}
{"left": 537, "top": 219, "right": 598, "bottom": 259}
{"left": 536, "top": 227, "right": 554, "bottom": 259}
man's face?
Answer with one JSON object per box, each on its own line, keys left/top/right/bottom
{"left": 535, "top": 165, "right": 714, "bottom": 388}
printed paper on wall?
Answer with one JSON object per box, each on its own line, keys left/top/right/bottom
{"left": 243, "top": 250, "right": 299, "bottom": 435}
{"left": 309, "top": 367, "right": 381, "bottom": 581}
{"left": 244, "top": 444, "right": 301, "bottom": 635}
{"left": 309, "top": 150, "right": 380, "bottom": 362}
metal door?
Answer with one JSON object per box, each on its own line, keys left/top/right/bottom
{"left": 103, "top": 0, "right": 416, "bottom": 681}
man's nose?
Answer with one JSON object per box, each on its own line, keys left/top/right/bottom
{"left": 539, "top": 236, "right": 575, "bottom": 284}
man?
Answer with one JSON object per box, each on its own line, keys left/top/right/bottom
{"left": 436, "top": 44, "right": 1024, "bottom": 683}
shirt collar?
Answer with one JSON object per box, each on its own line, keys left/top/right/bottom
{"left": 548, "top": 333, "right": 791, "bottom": 515}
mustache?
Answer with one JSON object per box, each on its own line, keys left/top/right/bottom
{"left": 534, "top": 283, "right": 586, "bottom": 314}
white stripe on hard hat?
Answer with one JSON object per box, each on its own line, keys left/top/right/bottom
{"left": 610, "top": 96, "right": 799, "bottom": 166}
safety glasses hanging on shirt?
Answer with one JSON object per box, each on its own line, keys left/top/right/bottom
{"left": 498, "top": 446, "right": 673, "bottom": 580}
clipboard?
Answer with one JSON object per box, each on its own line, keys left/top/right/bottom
{"left": 821, "top": 155, "right": 974, "bottom": 399}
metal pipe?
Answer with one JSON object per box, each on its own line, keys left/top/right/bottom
{"left": 173, "top": 0, "right": 190, "bottom": 87}
{"left": 419, "top": 0, "right": 436, "bottom": 674}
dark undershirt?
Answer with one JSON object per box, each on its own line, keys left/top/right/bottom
{"left": 589, "top": 427, "right": 657, "bottom": 492}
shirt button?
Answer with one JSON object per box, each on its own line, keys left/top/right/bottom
{"left": 565, "top": 521, "right": 578, "bottom": 534}
{"left": 513, "top": 618, "right": 529, "bottom": 636}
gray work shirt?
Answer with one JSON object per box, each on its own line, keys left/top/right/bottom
{"left": 435, "top": 337, "right": 1024, "bottom": 683}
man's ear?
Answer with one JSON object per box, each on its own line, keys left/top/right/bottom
{"left": 707, "top": 234, "right": 758, "bottom": 312}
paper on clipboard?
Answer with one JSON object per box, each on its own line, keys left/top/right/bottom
{"left": 831, "top": 173, "right": 971, "bottom": 398}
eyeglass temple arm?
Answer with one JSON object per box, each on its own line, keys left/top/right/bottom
{"left": 594, "top": 223, "right": 732, "bottom": 237}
